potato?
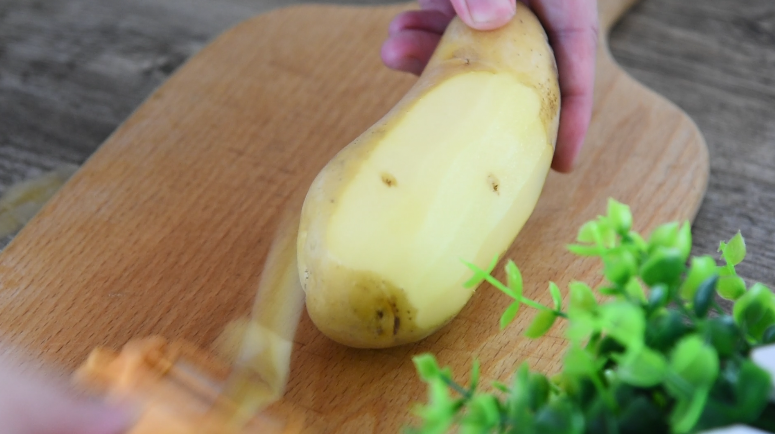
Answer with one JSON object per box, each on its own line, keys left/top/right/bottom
{"left": 297, "top": 3, "right": 560, "bottom": 348}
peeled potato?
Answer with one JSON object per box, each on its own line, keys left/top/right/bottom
{"left": 297, "top": 3, "right": 560, "bottom": 348}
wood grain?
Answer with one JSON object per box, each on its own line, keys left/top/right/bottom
{"left": 607, "top": 0, "right": 775, "bottom": 300}
{"left": 0, "top": 0, "right": 708, "bottom": 433}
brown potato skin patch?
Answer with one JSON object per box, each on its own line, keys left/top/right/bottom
{"left": 303, "top": 267, "right": 428, "bottom": 348}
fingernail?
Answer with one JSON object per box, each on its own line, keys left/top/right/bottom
{"left": 465, "top": 0, "right": 516, "bottom": 25}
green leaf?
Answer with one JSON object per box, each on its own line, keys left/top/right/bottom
{"left": 412, "top": 376, "right": 460, "bottom": 434}
{"left": 625, "top": 278, "right": 647, "bottom": 303}
{"left": 719, "top": 231, "right": 746, "bottom": 266}
{"left": 670, "top": 388, "right": 709, "bottom": 434}
{"left": 603, "top": 250, "right": 638, "bottom": 285}
{"left": 596, "top": 335, "right": 626, "bottom": 358}
{"left": 505, "top": 260, "right": 523, "bottom": 298}
{"left": 599, "top": 301, "right": 646, "bottom": 347}
{"left": 675, "top": 221, "right": 693, "bottom": 261}
{"left": 616, "top": 346, "right": 668, "bottom": 387}
{"left": 668, "top": 335, "right": 719, "bottom": 392}
{"left": 628, "top": 232, "right": 649, "bottom": 252}
{"left": 596, "top": 216, "right": 618, "bottom": 247}
{"left": 568, "top": 281, "right": 597, "bottom": 315}
{"left": 461, "top": 394, "right": 500, "bottom": 429}
{"left": 618, "top": 396, "right": 670, "bottom": 434}
{"left": 607, "top": 198, "right": 632, "bottom": 235}
{"left": 414, "top": 353, "right": 441, "bottom": 382}
{"left": 500, "top": 302, "right": 521, "bottom": 330}
{"left": 563, "top": 344, "right": 597, "bottom": 377}
{"left": 717, "top": 275, "right": 746, "bottom": 301}
{"left": 567, "top": 243, "right": 603, "bottom": 257}
{"left": 527, "top": 373, "right": 551, "bottom": 411}
{"left": 640, "top": 247, "right": 686, "bottom": 286}
{"left": 549, "top": 282, "right": 563, "bottom": 310}
{"left": 762, "top": 324, "right": 775, "bottom": 344}
{"left": 534, "top": 399, "right": 585, "bottom": 434}
{"left": 733, "top": 282, "right": 775, "bottom": 341}
{"left": 525, "top": 310, "right": 558, "bottom": 339}
{"left": 505, "top": 363, "right": 535, "bottom": 426}
{"left": 648, "top": 222, "right": 679, "bottom": 251}
{"left": 645, "top": 309, "right": 692, "bottom": 352}
{"left": 733, "top": 360, "right": 773, "bottom": 422}
{"left": 598, "top": 286, "right": 620, "bottom": 296}
{"left": 647, "top": 284, "right": 669, "bottom": 312}
{"left": 717, "top": 265, "right": 735, "bottom": 277}
{"left": 492, "top": 381, "right": 509, "bottom": 393}
{"left": 679, "top": 255, "right": 718, "bottom": 300}
{"left": 583, "top": 399, "right": 617, "bottom": 434}
{"left": 565, "top": 313, "right": 599, "bottom": 343}
{"left": 577, "top": 220, "right": 599, "bottom": 243}
{"left": 469, "top": 359, "right": 480, "bottom": 392}
{"left": 702, "top": 316, "right": 740, "bottom": 358}
{"left": 693, "top": 275, "right": 718, "bottom": 318}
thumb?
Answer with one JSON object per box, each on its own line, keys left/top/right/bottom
{"left": 448, "top": 0, "right": 517, "bottom": 30}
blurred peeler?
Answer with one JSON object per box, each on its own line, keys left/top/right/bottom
{"left": 73, "top": 208, "right": 306, "bottom": 433}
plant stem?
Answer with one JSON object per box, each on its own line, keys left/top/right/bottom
{"left": 517, "top": 297, "right": 569, "bottom": 319}
{"left": 480, "top": 272, "right": 518, "bottom": 300}
{"left": 711, "top": 300, "right": 725, "bottom": 316}
{"left": 664, "top": 370, "right": 694, "bottom": 398}
{"left": 674, "top": 300, "right": 697, "bottom": 323}
{"left": 613, "top": 283, "right": 639, "bottom": 305}
{"left": 442, "top": 375, "right": 472, "bottom": 400}
{"left": 591, "top": 373, "right": 618, "bottom": 412}
{"left": 480, "top": 271, "right": 569, "bottom": 318}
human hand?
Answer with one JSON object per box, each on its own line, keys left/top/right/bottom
{"left": 381, "top": 0, "right": 599, "bottom": 173}
{"left": 0, "top": 352, "right": 130, "bottom": 434}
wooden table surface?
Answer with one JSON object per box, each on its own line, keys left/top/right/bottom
{"left": 1, "top": 0, "right": 774, "bottom": 289}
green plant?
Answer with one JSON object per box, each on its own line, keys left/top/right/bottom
{"left": 406, "top": 198, "right": 775, "bottom": 434}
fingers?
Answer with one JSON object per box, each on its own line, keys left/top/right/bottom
{"left": 382, "top": 0, "right": 517, "bottom": 75}
{"left": 388, "top": 9, "right": 452, "bottom": 36}
{"left": 381, "top": 0, "right": 598, "bottom": 173}
{"left": 382, "top": 11, "right": 448, "bottom": 75}
{"left": 381, "top": 30, "right": 443, "bottom": 75}
{"left": 448, "top": 0, "right": 516, "bottom": 30}
{"left": 529, "top": 0, "right": 599, "bottom": 172}
{"left": 417, "top": 0, "right": 458, "bottom": 17}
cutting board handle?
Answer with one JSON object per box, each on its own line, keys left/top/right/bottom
{"left": 599, "top": 0, "right": 640, "bottom": 33}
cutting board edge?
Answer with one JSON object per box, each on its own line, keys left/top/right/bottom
{"left": 599, "top": 0, "right": 710, "bottom": 223}
{"left": 600, "top": 45, "right": 711, "bottom": 224}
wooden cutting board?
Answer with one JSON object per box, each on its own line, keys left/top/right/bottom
{"left": 0, "top": 0, "right": 708, "bottom": 432}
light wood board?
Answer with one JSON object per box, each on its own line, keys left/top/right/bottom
{"left": 0, "top": 0, "right": 708, "bottom": 432}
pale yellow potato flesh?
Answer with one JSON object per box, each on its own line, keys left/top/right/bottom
{"left": 297, "top": 3, "right": 560, "bottom": 348}
{"left": 327, "top": 72, "right": 550, "bottom": 329}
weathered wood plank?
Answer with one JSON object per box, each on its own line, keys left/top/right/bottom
{"left": 609, "top": 0, "right": 775, "bottom": 288}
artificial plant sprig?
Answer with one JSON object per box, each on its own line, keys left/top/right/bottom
{"left": 407, "top": 198, "right": 775, "bottom": 434}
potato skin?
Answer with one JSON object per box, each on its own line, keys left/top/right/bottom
{"left": 297, "top": 3, "right": 560, "bottom": 348}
